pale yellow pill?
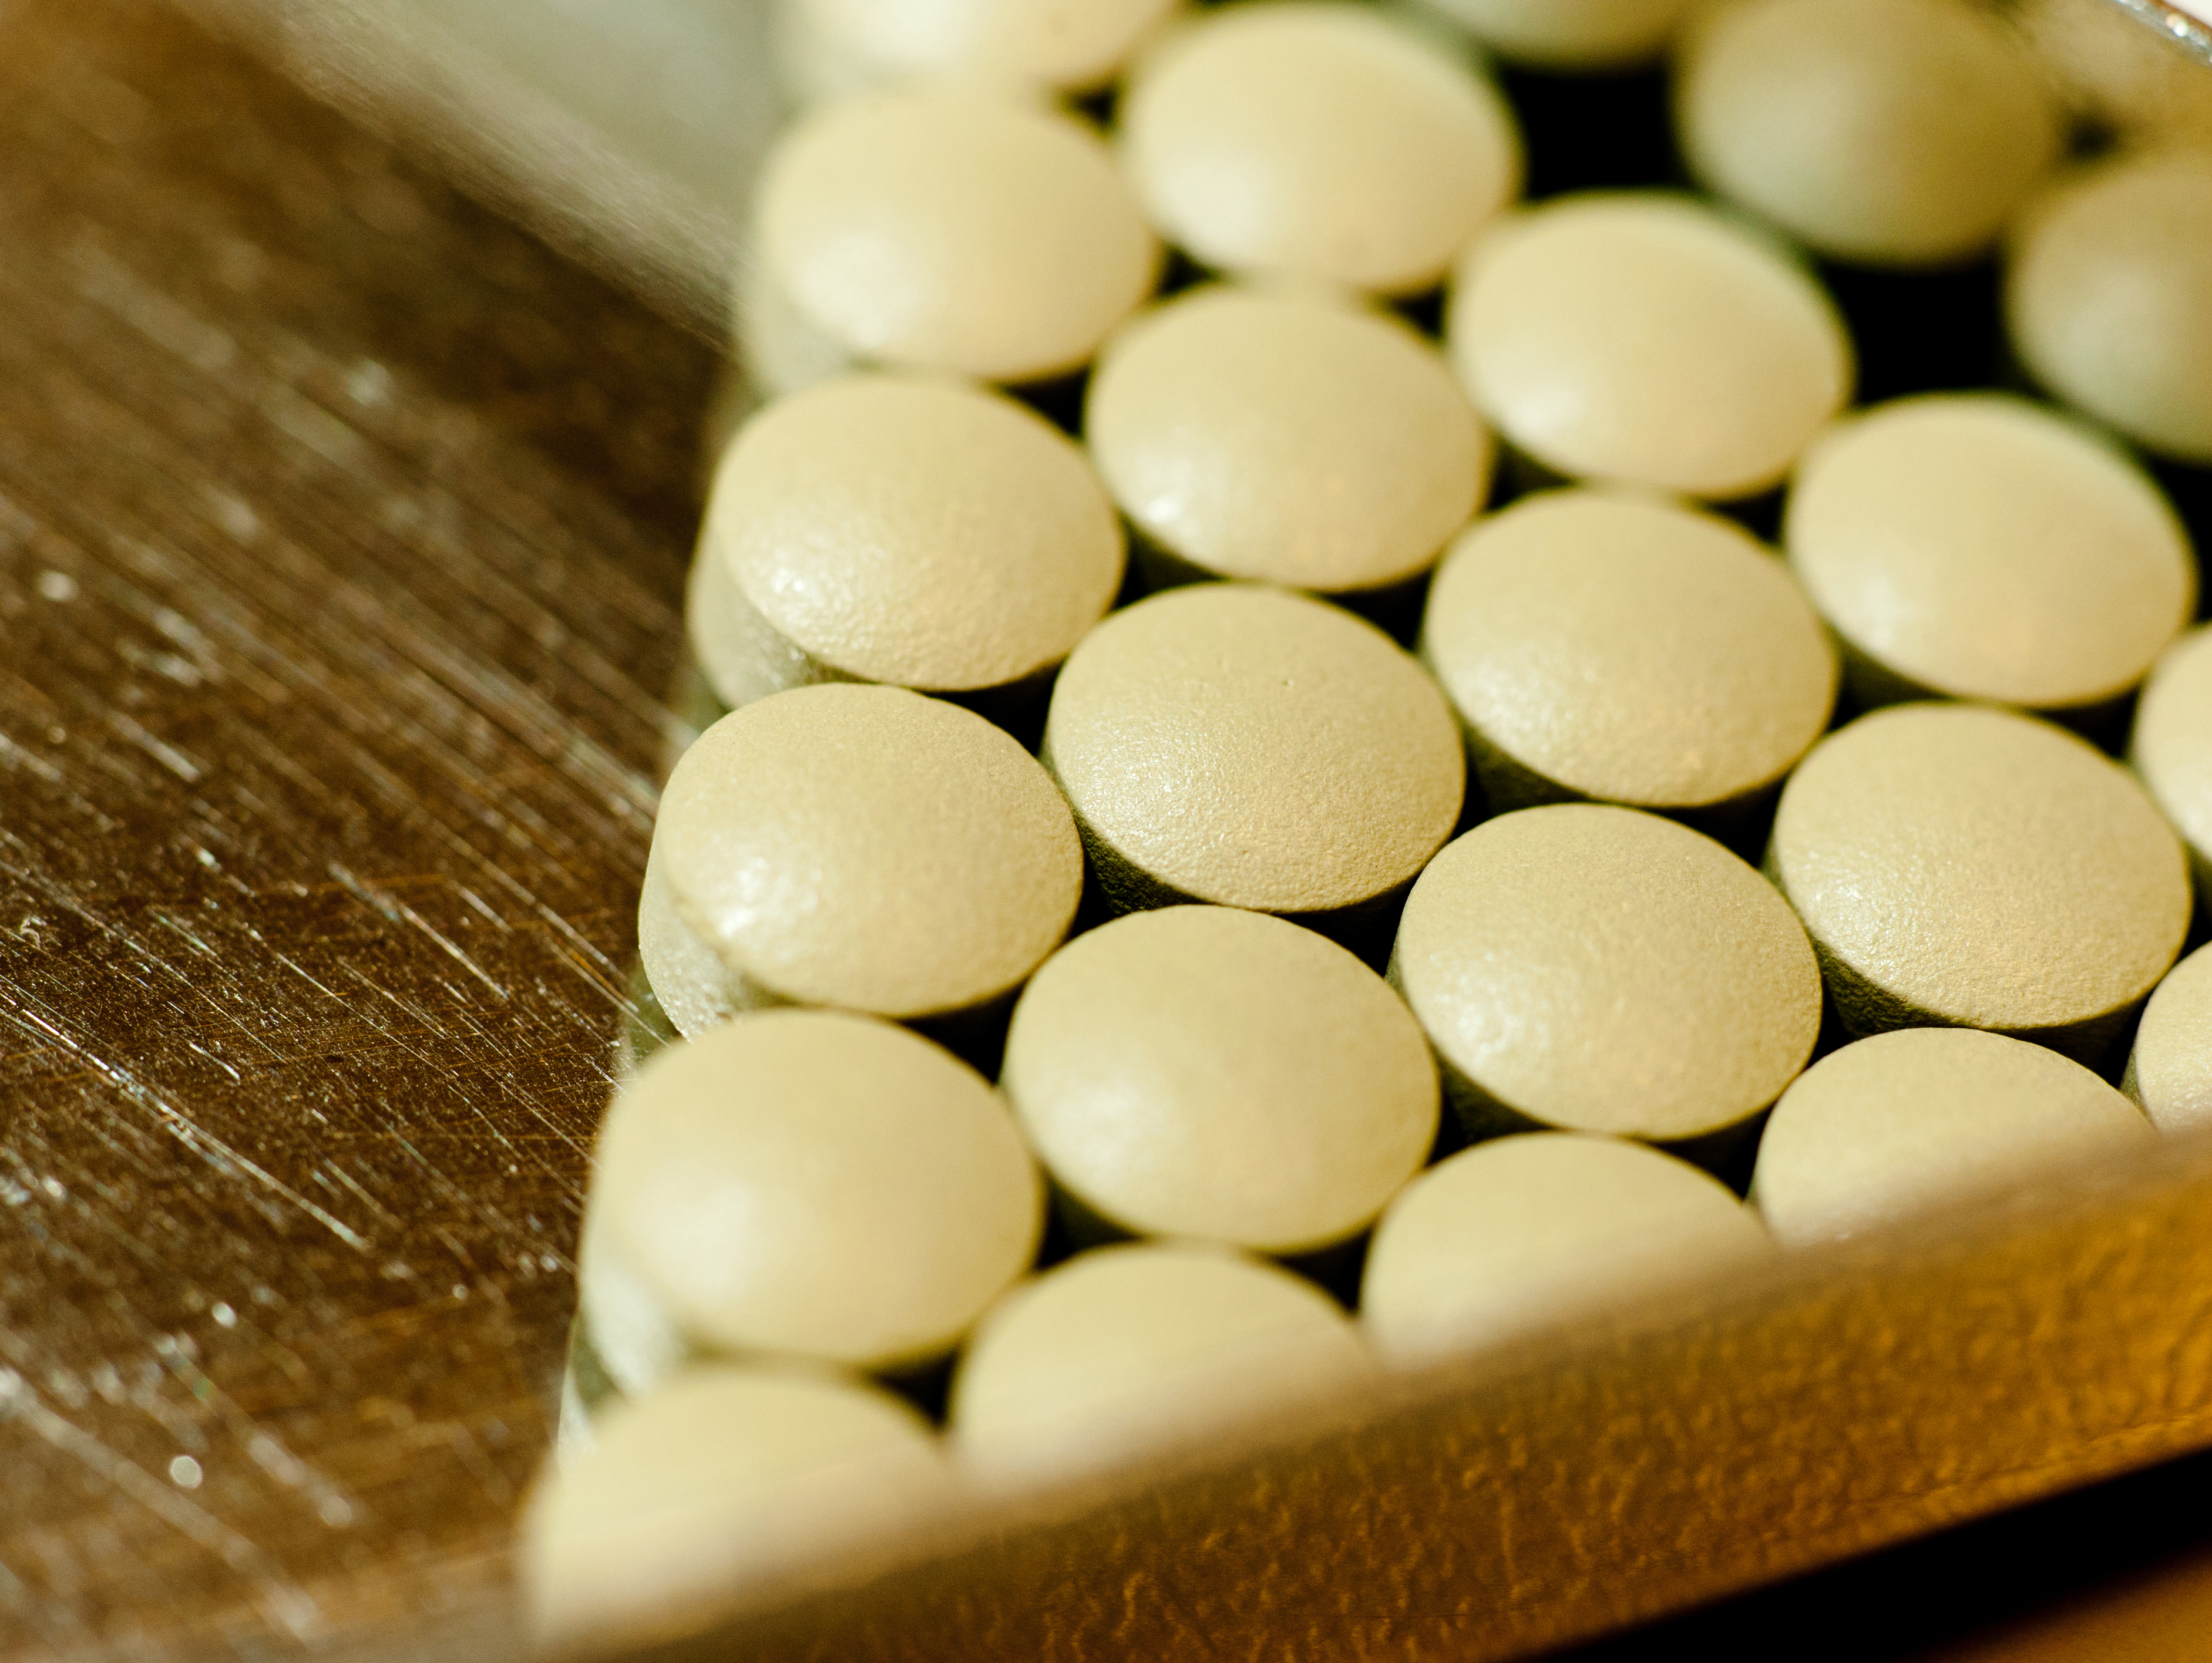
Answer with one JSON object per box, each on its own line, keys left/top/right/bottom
{"left": 1676, "top": 0, "right": 2062, "bottom": 268}
{"left": 754, "top": 89, "right": 1160, "bottom": 383}
{"left": 1786, "top": 395, "right": 2196, "bottom": 713}
{"left": 524, "top": 1365, "right": 950, "bottom": 1652}
{"left": 641, "top": 685, "right": 1081, "bottom": 1035}
{"left": 1118, "top": 2, "right": 1522, "bottom": 296}
{"left": 1392, "top": 804, "right": 1823, "bottom": 1144}
{"left": 582, "top": 1009, "right": 1041, "bottom": 1385}
{"left": 1448, "top": 193, "right": 1853, "bottom": 500}
{"left": 1002, "top": 906, "right": 1439, "bottom": 1254}
{"left": 1044, "top": 584, "right": 1464, "bottom": 917}
{"left": 779, "top": 0, "right": 1185, "bottom": 100}
{"left": 1770, "top": 703, "right": 2191, "bottom": 1055}
{"left": 1422, "top": 489, "right": 1836, "bottom": 813}
{"left": 690, "top": 375, "right": 1125, "bottom": 710}
{"left": 1085, "top": 286, "right": 1490, "bottom": 594}
{"left": 1407, "top": 0, "right": 1693, "bottom": 68}
{"left": 2134, "top": 625, "right": 2212, "bottom": 901}
{"left": 2126, "top": 944, "right": 2212, "bottom": 1137}
{"left": 949, "top": 1242, "right": 1373, "bottom": 1490}
{"left": 1751, "top": 1028, "right": 2152, "bottom": 1246}
{"left": 2009, "top": 152, "right": 2212, "bottom": 466}
{"left": 1360, "top": 1133, "right": 1774, "bottom": 1368}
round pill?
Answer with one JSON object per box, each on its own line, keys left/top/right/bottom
{"left": 1676, "top": 0, "right": 2062, "bottom": 268}
{"left": 1785, "top": 394, "right": 2196, "bottom": 713}
{"left": 1001, "top": 906, "right": 1439, "bottom": 1254}
{"left": 1447, "top": 193, "right": 1853, "bottom": 500}
{"left": 1393, "top": 804, "right": 1823, "bottom": 1144}
{"left": 690, "top": 375, "right": 1124, "bottom": 711}
{"left": 1770, "top": 703, "right": 2192, "bottom": 1054}
{"left": 2008, "top": 152, "right": 2212, "bottom": 464}
{"left": 525, "top": 1365, "right": 950, "bottom": 1649}
{"left": 1043, "top": 584, "right": 1464, "bottom": 917}
{"left": 1118, "top": 2, "right": 1522, "bottom": 296}
{"left": 2134, "top": 625, "right": 2212, "bottom": 900}
{"left": 949, "top": 1243, "right": 1372, "bottom": 1490}
{"left": 779, "top": 0, "right": 1185, "bottom": 99}
{"left": 583, "top": 1009, "right": 1041, "bottom": 1382}
{"left": 1406, "top": 0, "right": 1693, "bottom": 68}
{"left": 1421, "top": 489, "right": 1836, "bottom": 813}
{"left": 1751, "top": 1028, "right": 2152, "bottom": 1246}
{"left": 2126, "top": 944, "right": 2212, "bottom": 1136}
{"left": 1084, "top": 286, "right": 1490, "bottom": 594}
{"left": 1360, "top": 1133, "right": 1774, "bottom": 1368}
{"left": 640, "top": 684, "right": 1081, "bottom": 1035}
{"left": 754, "top": 89, "right": 1159, "bottom": 383}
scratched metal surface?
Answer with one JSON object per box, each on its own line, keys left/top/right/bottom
{"left": 0, "top": 1, "right": 714, "bottom": 1655}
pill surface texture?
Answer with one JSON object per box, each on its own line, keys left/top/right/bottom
{"left": 1786, "top": 395, "right": 2194, "bottom": 713}
{"left": 1450, "top": 193, "right": 1851, "bottom": 499}
{"left": 950, "top": 1243, "right": 1372, "bottom": 1490}
{"left": 2134, "top": 625, "right": 2212, "bottom": 901}
{"left": 1044, "top": 584, "right": 1464, "bottom": 916}
{"left": 1393, "top": 804, "right": 1822, "bottom": 1143}
{"left": 642, "top": 684, "right": 1081, "bottom": 1033}
{"left": 1085, "top": 286, "right": 1489, "bottom": 594}
{"left": 1003, "top": 906, "right": 1438, "bottom": 1253}
{"left": 1423, "top": 489, "right": 1836, "bottom": 812}
{"left": 583, "top": 1010, "right": 1041, "bottom": 1383}
{"left": 781, "top": 0, "right": 1185, "bottom": 99}
{"left": 1752, "top": 1028, "right": 2152, "bottom": 1245}
{"left": 1362, "top": 1133, "right": 1773, "bottom": 1367}
{"left": 1409, "top": 0, "right": 1693, "bottom": 68}
{"left": 1118, "top": 2, "right": 1522, "bottom": 295}
{"left": 2127, "top": 944, "right": 2212, "bottom": 1137}
{"left": 1770, "top": 703, "right": 2191, "bottom": 1053}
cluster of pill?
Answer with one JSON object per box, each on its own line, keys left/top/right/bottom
{"left": 526, "top": 0, "right": 2212, "bottom": 1644}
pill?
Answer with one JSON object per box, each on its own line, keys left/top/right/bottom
{"left": 1448, "top": 192, "right": 1853, "bottom": 500}
{"left": 2134, "top": 624, "right": 2212, "bottom": 901}
{"left": 1118, "top": 1, "right": 1522, "bottom": 296}
{"left": 1675, "top": 0, "right": 2062, "bottom": 268}
{"left": 1785, "top": 393, "right": 2196, "bottom": 715}
{"left": 688, "top": 375, "right": 1124, "bottom": 713}
{"left": 1769, "top": 703, "right": 2191, "bottom": 1058}
{"left": 1043, "top": 583, "right": 1464, "bottom": 920}
{"left": 1084, "top": 285, "right": 1490, "bottom": 596}
{"left": 1360, "top": 1132, "right": 1774, "bottom": 1368}
{"left": 776, "top": 0, "right": 1184, "bottom": 102}
{"left": 1392, "top": 804, "right": 1822, "bottom": 1147}
{"left": 2126, "top": 944, "right": 2212, "bottom": 1136}
{"left": 1405, "top": 0, "right": 1693, "bottom": 69}
{"left": 949, "top": 1242, "right": 1372, "bottom": 1490}
{"left": 525, "top": 1364, "right": 950, "bottom": 1649}
{"left": 748, "top": 89, "right": 1159, "bottom": 389}
{"left": 1421, "top": 489, "right": 1836, "bottom": 815}
{"left": 2007, "top": 150, "right": 2212, "bottom": 466}
{"left": 639, "top": 684, "right": 1081, "bottom": 1038}
{"left": 580, "top": 1009, "right": 1040, "bottom": 1391}
{"left": 1001, "top": 905, "right": 1438, "bottom": 1254}
{"left": 1750, "top": 1028, "right": 2153, "bottom": 1246}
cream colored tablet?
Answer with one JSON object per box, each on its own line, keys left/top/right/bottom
{"left": 1361, "top": 1133, "right": 1773, "bottom": 1368}
{"left": 525, "top": 1365, "right": 950, "bottom": 1653}
{"left": 1676, "top": 0, "right": 2061, "bottom": 268}
{"left": 1422, "top": 490, "right": 1836, "bottom": 813}
{"left": 949, "top": 1243, "right": 1372, "bottom": 1490}
{"left": 753, "top": 89, "right": 1160, "bottom": 383}
{"left": 581, "top": 1009, "right": 1040, "bottom": 1388}
{"left": 2008, "top": 152, "right": 2212, "bottom": 465}
{"left": 1002, "top": 906, "right": 1438, "bottom": 1254}
{"left": 1407, "top": 0, "right": 1692, "bottom": 68}
{"left": 691, "top": 375, "right": 1124, "bottom": 710}
{"left": 1448, "top": 193, "right": 1852, "bottom": 500}
{"left": 1393, "top": 804, "right": 1822, "bottom": 1144}
{"left": 2134, "top": 625, "right": 2212, "bottom": 900}
{"left": 1786, "top": 395, "right": 2195, "bottom": 713}
{"left": 1770, "top": 703, "right": 2192, "bottom": 1054}
{"left": 778, "top": 0, "right": 1185, "bottom": 100}
{"left": 640, "top": 685, "right": 1081, "bottom": 1035}
{"left": 1118, "top": 2, "right": 1522, "bottom": 296}
{"left": 1751, "top": 1028, "right": 2152, "bottom": 1246}
{"left": 2127, "top": 945, "right": 2212, "bottom": 1136}
{"left": 1043, "top": 584, "right": 1463, "bottom": 916}
{"left": 1085, "top": 287, "right": 1490, "bottom": 594}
